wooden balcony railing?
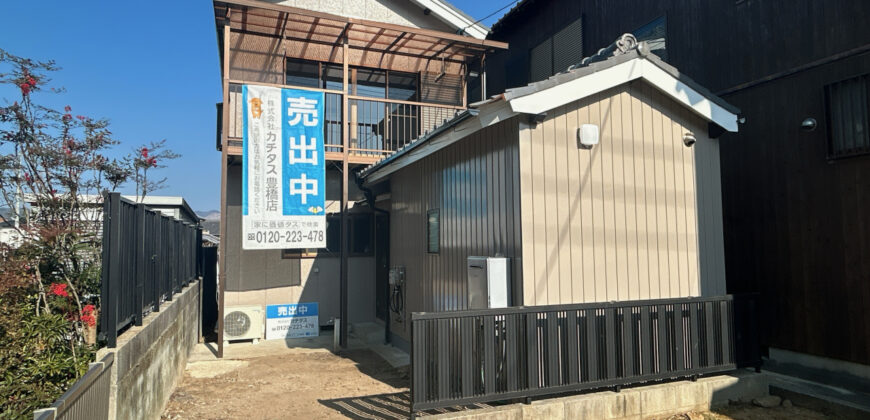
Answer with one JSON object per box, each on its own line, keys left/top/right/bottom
{"left": 221, "top": 82, "right": 463, "bottom": 163}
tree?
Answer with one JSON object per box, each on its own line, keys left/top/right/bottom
{"left": 0, "top": 48, "right": 176, "bottom": 416}
{"left": 130, "top": 139, "right": 179, "bottom": 201}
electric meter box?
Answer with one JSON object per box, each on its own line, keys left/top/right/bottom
{"left": 467, "top": 257, "right": 511, "bottom": 309}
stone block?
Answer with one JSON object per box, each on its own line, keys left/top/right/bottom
{"left": 521, "top": 400, "right": 565, "bottom": 420}
{"left": 675, "top": 380, "right": 712, "bottom": 412}
{"left": 639, "top": 383, "right": 678, "bottom": 417}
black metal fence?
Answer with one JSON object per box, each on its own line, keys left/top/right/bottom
{"left": 100, "top": 192, "right": 202, "bottom": 347}
{"left": 410, "top": 295, "right": 759, "bottom": 415}
{"left": 32, "top": 353, "right": 114, "bottom": 420}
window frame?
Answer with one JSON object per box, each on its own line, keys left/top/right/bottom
{"left": 824, "top": 72, "right": 870, "bottom": 161}
{"left": 284, "top": 57, "right": 460, "bottom": 107}
{"left": 427, "top": 209, "right": 440, "bottom": 254}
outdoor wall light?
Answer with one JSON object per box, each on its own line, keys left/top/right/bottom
{"left": 801, "top": 118, "right": 817, "bottom": 131}
{"left": 577, "top": 124, "right": 599, "bottom": 149}
{"left": 683, "top": 132, "right": 696, "bottom": 147}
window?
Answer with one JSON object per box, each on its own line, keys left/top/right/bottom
{"left": 427, "top": 209, "right": 440, "bottom": 254}
{"left": 353, "top": 68, "right": 387, "bottom": 98}
{"left": 285, "top": 58, "right": 320, "bottom": 88}
{"left": 388, "top": 71, "right": 419, "bottom": 102}
{"left": 825, "top": 74, "right": 870, "bottom": 159}
{"left": 421, "top": 72, "right": 462, "bottom": 106}
{"left": 321, "top": 64, "right": 343, "bottom": 91}
{"left": 528, "top": 17, "right": 584, "bottom": 83}
{"left": 351, "top": 214, "right": 373, "bottom": 255}
{"left": 633, "top": 16, "right": 667, "bottom": 61}
{"left": 284, "top": 58, "right": 457, "bottom": 106}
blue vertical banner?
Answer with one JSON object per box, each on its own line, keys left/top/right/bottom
{"left": 281, "top": 89, "right": 325, "bottom": 216}
{"left": 242, "top": 85, "right": 326, "bottom": 250}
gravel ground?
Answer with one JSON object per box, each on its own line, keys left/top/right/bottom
{"left": 162, "top": 348, "right": 410, "bottom": 420}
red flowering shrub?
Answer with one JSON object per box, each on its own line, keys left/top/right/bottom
{"left": 0, "top": 46, "right": 179, "bottom": 417}
{"left": 48, "top": 283, "right": 69, "bottom": 297}
{"left": 80, "top": 304, "right": 96, "bottom": 327}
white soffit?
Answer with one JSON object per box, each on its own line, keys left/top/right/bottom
{"left": 507, "top": 58, "right": 739, "bottom": 132}
{"left": 410, "top": 0, "right": 489, "bottom": 39}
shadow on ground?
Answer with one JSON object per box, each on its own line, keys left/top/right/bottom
{"left": 319, "top": 391, "right": 411, "bottom": 419}
{"left": 319, "top": 391, "right": 493, "bottom": 419}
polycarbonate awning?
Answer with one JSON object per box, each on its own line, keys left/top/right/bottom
{"left": 213, "top": 0, "right": 507, "bottom": 65}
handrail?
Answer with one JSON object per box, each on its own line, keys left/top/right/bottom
{"left": 227, "top": 80, "right": 344, "bottom": 95}
{"left": 226, "top": 80, "right": 465, "bottom": 110}
{"left": 347, "top": 94, "right": 464, "bottom": 110}
{"left": 412, "top": 295, "right": 735, "bottom": 320}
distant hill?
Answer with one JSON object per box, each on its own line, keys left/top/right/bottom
{"left": 196, "top": 210, "right": 220, "bottom": 235}
{"left": 197, "top": 210, "right": 220, "bottom": 220}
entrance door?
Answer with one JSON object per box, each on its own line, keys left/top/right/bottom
{"left": 375, "top": 213, "right": 389, "bottom": 321}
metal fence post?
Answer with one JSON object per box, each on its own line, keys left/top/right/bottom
{"left": 196, "top": 227, "right": 203, "bottom": 279}
{"left": 134, "top": 203, "right": 146, "bottom": 326}
{"left": 152, "top": 212, "right": 161, "bottom": 312}
{"left": 101, "top": 192, "right": 121, "bottom": 348}
{"left": 409, "top": 317, "right": 415, "bottom": 419}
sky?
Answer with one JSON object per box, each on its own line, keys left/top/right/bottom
{"left": 0, "top": 0, "right": 515, "bottom": 212}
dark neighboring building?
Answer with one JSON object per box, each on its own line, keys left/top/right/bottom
{"left": 485, "top": 0, "right": 870, "bottom": 372}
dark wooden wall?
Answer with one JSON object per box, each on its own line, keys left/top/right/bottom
{"left": 488, "top": 0, "right": 870, "bottom": 94}
{"left": 487, "top": 0, "right": 870, "bottom": 365}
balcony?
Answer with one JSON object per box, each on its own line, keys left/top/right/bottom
{"left": 213, "top": 0, "right": 507, "bottom": 164}
{"left": 220, "top": 83, "right": 463, "bottom": 164}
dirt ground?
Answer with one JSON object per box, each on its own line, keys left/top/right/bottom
{"left": 163, "top": 346, "right": 833, "bottom": 420}
{"left": 162, "top": 348, "right": 411, "bottom": 420}
{"left": 658, "top": 403, "right": 833, "bottom": 420}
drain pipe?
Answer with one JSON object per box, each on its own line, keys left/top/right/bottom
{"left": 354, "top": 171, "right": 392, "bottom": 344}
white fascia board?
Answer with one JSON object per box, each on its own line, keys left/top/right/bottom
{"left": 410, "top": 0, "right": 489, "bottom": 39}
{"left": 508, "top": 58, "right": 739, "bottom": 132}
{"left": 364, "top": 101, "right": 515, "bottom": 185}
{"left": 640, "top": 61, "right": 739, "bottom": 132}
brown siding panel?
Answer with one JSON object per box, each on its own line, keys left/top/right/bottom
{"left": 519, "top": 82, "right": 721, "bottom": 306}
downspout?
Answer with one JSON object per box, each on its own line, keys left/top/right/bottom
{"left": 354, "top": 172, "right": 392, "bottom": 344}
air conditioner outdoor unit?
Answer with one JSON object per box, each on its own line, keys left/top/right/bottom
{"left": 223, "top": 306, "right": 264, "bottom": 344}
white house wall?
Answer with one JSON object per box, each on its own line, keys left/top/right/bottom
{"left": 275, "top": 0, "right": 454, "bottom": 31}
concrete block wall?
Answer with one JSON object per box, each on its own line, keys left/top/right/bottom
{"left": 96, "top": 281, "right": 200, "bottom": 420}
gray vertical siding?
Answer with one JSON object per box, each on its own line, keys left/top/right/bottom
{"left": 518, "top": 82, "right": 725, "bottom": 306}
{"left": 388, "top": 119, "right": 523, "bottom": 340}
{"left": 693, "top": 114, "right": 727, "bottom": 296}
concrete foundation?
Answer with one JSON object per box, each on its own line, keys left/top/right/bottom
{"left": 96, "top": 281, "right": 201, "bottom": 420}
{"left": 426, "top": 370, "right": 769, "bottom": 420}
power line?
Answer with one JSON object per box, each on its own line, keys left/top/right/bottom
{"left": 462, "top": 0, "right": 519, "bottom": 31}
